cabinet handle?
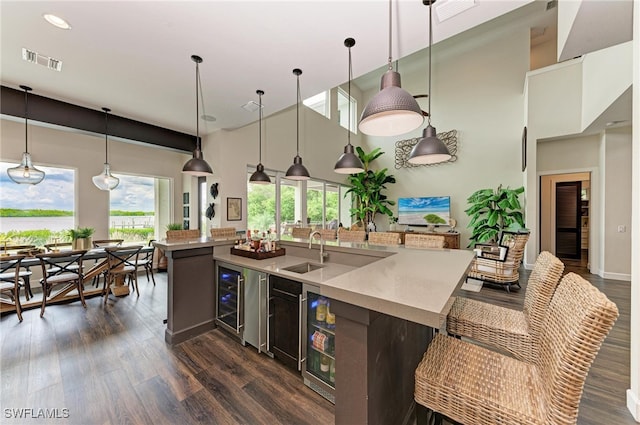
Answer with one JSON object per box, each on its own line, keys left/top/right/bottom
{"left": 258, "top": 275, "right": 267, "bottom": 353}
{"left": 237, "top": 275, "right": 244, "bottom": 333}
{"left": 298, "top": 294, "right": 307, "bottom": 371}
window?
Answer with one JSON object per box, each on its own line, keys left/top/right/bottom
{"left": 0, "top": 162, "right": 75, "bottom": 246}
{"left": 109, "top": 174, "right": 170, "bottom": 243}
{"left": 337, "top": 87, "right": 357, "bottom": 133}
{"left": 247, "top": 169, "right": 277, "bottom": 235}
{"left": 304, "top": 91, "right": 330, "bottom": 119}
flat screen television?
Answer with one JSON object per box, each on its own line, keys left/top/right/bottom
{"left": 397, "top": 196, "right": 451, "bottom": 227}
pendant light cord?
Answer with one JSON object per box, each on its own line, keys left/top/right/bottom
{"left": 347, "top": 44, "right": 352, "bottom": 146}
{"left": 296, "top": 73, "right": 300, "bottom": 155}
{"left": 258, "top": 91, "right": 263, "bottom": 163}
{"left": 195, "top": 61, "right": 200, "bottom": 150}
{"left": 104, "top": 110, "right": 108, "bottom": 162}
{"left": 23, "top": 88, "right": 29, "bottom": 152}
{"left": 428, "top": 1, "right": 433, "bottom": 125}
{"left": 387, "top": 0, "right": 393, "bottom": 70}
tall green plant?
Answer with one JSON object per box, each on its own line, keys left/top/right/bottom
{"left": 465, "top": 185, "right": 525, "bottom": 247}
{"left": 344, "top": 147, "right": 396, "bottom": 227}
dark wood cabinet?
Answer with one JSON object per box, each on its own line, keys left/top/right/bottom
{"left": 269, "top": 275, "right": 302, "bottom": 370}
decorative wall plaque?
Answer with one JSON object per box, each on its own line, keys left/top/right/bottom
{"left": 394, "top": 129, "right": 458, "bottom": 169}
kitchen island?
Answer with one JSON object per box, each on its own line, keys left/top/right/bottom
{"left": 154, "top": 237, "right": 474, "bottom": 425}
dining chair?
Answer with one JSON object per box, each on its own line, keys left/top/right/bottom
{"left": 36, "top": 250, "right": 87, "bottom": 317}
{"left": 367, "top": 231, "right": 401, "bottom": 246}
{"left": 446, "top": 251, "right": 565, "bottom": 363}
{"left": 0, "top": 245, "right": 35, "bottom": 300}
{"left": 415, "top": 272, "right": 618, "bottom": 425}
{"left": 135, "top": 240, "right": 156, "bottom": 286}
{"left": 103, "top": 245, "right": 142, "bottom": 304}
{"left": 404, "top": 234, "right": 445, "bottom": 249}
{"left": 44, "top": 242, "right": 73, "bottom": 252}
{"left": 291, "top": 227, "right": 312, "bottom": 238}
{"left": 92, "top": 239, "right": 124, "bottom": 248}
{"left": 0, "top": 254, "right": 26, "bottom": 322}
{"left": 337, "top": 229, "right": 366, "bottom": 242}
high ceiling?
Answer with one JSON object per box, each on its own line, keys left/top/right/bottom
{"left": 1, "top": 0, "right": 534, "bottom": 135}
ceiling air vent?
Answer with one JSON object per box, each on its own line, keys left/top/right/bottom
{"left": 21, "top": 47, "right": 63, "bottom": 71}
{"left": 435, "top": 0, "right": 477, "bottom": 23}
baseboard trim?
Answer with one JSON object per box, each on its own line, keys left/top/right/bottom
{"left": 626, "top": 389, "right": 640, "bottom": 422}
{"left": 602, "top": 271, "right": 632, "bottom": 281}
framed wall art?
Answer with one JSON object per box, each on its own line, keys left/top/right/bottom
{"left": 227, "top": 197, "right": 242, "bottom": 221}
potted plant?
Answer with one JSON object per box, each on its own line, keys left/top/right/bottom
{"left": 389, "top": 216, "right": 399, "bottom": 231}
{"left": 345, "top": 147, "right": 396, "bottom": 232}
{"left": 165, "top": 223, "right": 184, "bottom": 239}
{"left": 68, "top": 227, "right": 95, "bottom": 250}
{"left": 465, "top": 185, "right": 525, "bottom": 247}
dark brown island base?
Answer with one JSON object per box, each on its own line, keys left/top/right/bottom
{"left": 153, "top": 237, "right": 473, "bottom": 425}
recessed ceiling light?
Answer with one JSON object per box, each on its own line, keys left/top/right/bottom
{"left": 201, "top": 114, "right": 216, "bottom": 122}
{"left": 43, "top": 14, "right": 71, "bottom": 30}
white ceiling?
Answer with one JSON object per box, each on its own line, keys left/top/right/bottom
{"left": 1, "top": 0, "right": 534, "bottom": 135}
{"left": 1, "top": 0, "right": 632, "bottom": 138}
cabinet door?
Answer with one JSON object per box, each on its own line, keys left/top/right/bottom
{"left": 271, "top": 293, "right": 299, "bottom": 369}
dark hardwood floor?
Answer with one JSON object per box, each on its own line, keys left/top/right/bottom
{"left": 1, "top": 259, "right": 635, "bottom": 424}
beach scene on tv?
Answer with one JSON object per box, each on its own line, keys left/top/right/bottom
{"left": 397, "top": 196, "right": 451, "bottom": 226}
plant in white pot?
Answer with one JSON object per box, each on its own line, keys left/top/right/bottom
{"left": 68, "top": 227, "right": 95, "bottom": 250}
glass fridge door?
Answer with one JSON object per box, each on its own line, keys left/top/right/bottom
{"left": 217, "top": 266, "right": 241, "bottom": 331}
{"left": 306, "top": 291, "right": 335, "bottom": 388}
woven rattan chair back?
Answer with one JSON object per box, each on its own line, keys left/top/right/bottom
{"left": 537, "top": 272, "right": 618, "bottom": 424}
{"left": 522, "top": 251, "right": 565, "bottom": 339}
{"left": 210, "top": 227, "right": 236, "bottom": 238}
{"left": 404, "top": 234, "right": 445, "bottom": 249}
{"left": 314, "top": 228, "right": 337, "bottom": 241}
{"left": 338, "top": 229, "right": 366, "bottom": 242}
{"left": 367, "top": 232, "right": 400, "bottom": 246}
{"left": 291, "top": 227, "right": 312, "bottom": 238}
{"left": 166, "top": 229, "right": 200, "bottom": 240}
{"left": 468, "top": 231, "right": 530, "bottom": 291}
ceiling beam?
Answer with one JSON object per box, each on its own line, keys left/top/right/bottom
{"left": 1, "top": 85, "right": 195, "bottom": 153}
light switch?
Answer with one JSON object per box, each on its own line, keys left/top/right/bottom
{"left": 617, "top": 225, "right": 626, "bottom": 233}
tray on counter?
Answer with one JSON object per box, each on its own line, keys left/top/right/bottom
{"left": 230, "top": 247, "right": 286, "bottom": 260}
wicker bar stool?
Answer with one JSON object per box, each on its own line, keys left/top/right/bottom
{"left": 291, "top": 227, "right": 312, "bottom": 238}
{"left": 367, "top": 231, "right": 400, "bottom": 246}
{"left": 446, "top": 251, "right": 564, "bottom": 363}
{"left": 415, "top": 272, "right": 619, "bottom": 425}
{"left": 210, "top": 227, "right": 236, "bottom": 238}
{"left": 405, "top": 234, "right": 445, "bottom": 249}
{"left": 468, "top": 231, "right": 530, "bottom": 291}
{"left": 337, "top": 229, "right": 366, "bottom": 242}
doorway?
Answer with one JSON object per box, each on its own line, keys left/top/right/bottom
{"left": 540, "top": 172, "right": 590, "bottom": 270}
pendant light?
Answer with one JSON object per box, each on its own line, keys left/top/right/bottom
{"left": 249, "top": 89, "right": 271, "bottom": 184}
{"left": 408, "top": 0, "right": 452, "bottom": 165}
{"left": 358, "top": 0, "right": 424, "bottom": 137}
{"left": 92, "top": 107, "right": 120, "bottom": 191}
{"left": 285, "top": 68, "right": 310, "bottom": 180}
{"left": 182, "top": 54, "right": 213, "bottom": 176}
{"left": 334, "top": 38, "right": 365, "bottom": 175}
{"left": 7, "top": 85, "right": 45, "bottom": 185}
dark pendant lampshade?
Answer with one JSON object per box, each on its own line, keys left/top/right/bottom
{"left": 7, "top": 85, "right": 46, "bottom": 185}
{"left": 249, "top": 89, "right": 271, "bottom": 184}
{"left": 358, "top": 0, "right": 423, "bottom": 137}
{"left": 335, "top": 38, "right": 364, "bottom": 175}
{"left": 285, "top": 68, "right": 310, "bottom": 180}
{"left": 408, "top": 0, "right": 451, "bottom": 165}
{"left": 182, "top": 54, "right": 213, "bottom": 176}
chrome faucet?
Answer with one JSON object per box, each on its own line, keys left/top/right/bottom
{"left": 309, "top": 230, "right": 327, "bottom": 264}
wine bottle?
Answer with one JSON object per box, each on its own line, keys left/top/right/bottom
{"left": 320, "top": 355, "right": 330, "bottom": 374}
{"left": 329, "top": 359, "right": 335, "bottom": 384}
{"left": 316, "top": 297, "right": 327, "bottom": 323}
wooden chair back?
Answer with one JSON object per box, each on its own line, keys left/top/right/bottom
{"left": 404, "top": 234, "right": 445, "bottom": 249}
{"left": 291, "top": 227, "right": 312, "bottom": 238}
{"left": 44, "top": 242, "right": 73, "bottom": 252}
{"left": 537, "top": 272, "right": 618, "bottom": 424}
{"left": 0, "top": 255, "right": 26, "bottom": 322}
{"left": 105, "top": 246, "right": 142, "bottom": 275}
{"left": 93, "top": 239, "right": 124, "bottom": 248}
{"left": 337, "top": 229, "right": 366, "bottom": 242}
{"left": 367, "top": 232, "right": 400, "bottom": 246}
{"left": 210, "top": 227, "right": 237, "bottom": 238}
{"left": 37, "top": 250, "right": 86, "bottom": 278}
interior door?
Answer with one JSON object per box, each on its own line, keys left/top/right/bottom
{"left": 555, "top": 181, "right": 581, "bottom": 259}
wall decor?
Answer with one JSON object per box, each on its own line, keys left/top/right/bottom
{"left": 210, "top": 182, "right": 219, "bottom": 199}
{"left": 206, "top": 203, "right": 215, "bottom": 220}
{"left": 521, "top": 126, "right": 527, "bottom": 172}
{"left": 227, "top": 197, "right": 242, "bottom": 221}
{"left": 394, "top": 129, "right": 458, "bottom": 169}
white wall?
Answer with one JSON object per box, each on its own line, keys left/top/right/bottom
{"left": 360, "top": 24, "right": 530, "bottom": 248}
{"left": 0, "top": 118, "right": 189, "bottom": 239}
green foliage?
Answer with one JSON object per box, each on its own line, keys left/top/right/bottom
{"left": 424, "top": 214, "right": 446, "bottom": 224}
{"left": 68, "top": 227, "right": 95, "bottom": 240}
{"left": 166, "top": 223, "right": 183, "bottom": 231}
{"left": 344, "top": 147, "right": 396, "bottom": 227}
{"left": 109, "top": 227, "right": 154, "bottom": 242}
{"left": 0, "top": 208, "right": 72, "bottom": 217}
{"left": 110, "top": 210, "right": 154, "bottom": 216}
{"left": 0, "top": 229, "right": 69, "bottom": 246}
{"left": 465, "top": 185, "right": 525, "bottom": 247}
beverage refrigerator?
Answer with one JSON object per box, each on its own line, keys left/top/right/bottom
{"left": 301, "top": 283, "right": 336, "bottom": 404}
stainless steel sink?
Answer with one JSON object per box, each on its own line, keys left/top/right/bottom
{"left": 282, "top": 262, "right": 325, "bottom": 274}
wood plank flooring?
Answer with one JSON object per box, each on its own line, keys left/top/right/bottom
{"left": 1, "top": 260, "right": 636, "bottom": 424}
